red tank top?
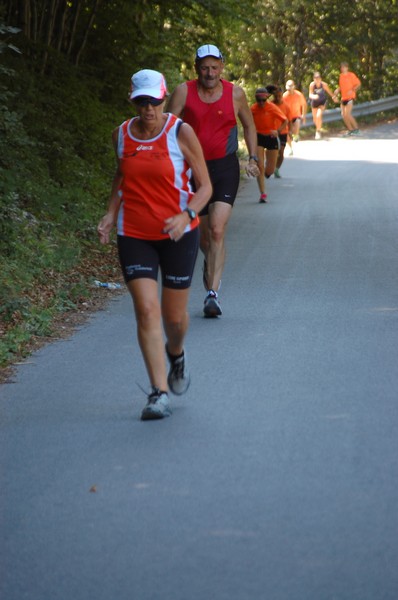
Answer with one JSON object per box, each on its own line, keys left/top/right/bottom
{"left": 183, "top": 79, "right": 237, "bottom": 160}
{"left": 116, "top": 113, "right": 197, "bottom": 240}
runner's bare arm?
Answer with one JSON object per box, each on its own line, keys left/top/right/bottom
{"left": 300, "top": 92, "right": 307, "bottom": 120}
{"left": 233, "top": 85, "right": 258, "bottom": 158}
{"left": 176, "top": 123, "right": 212, "bottom": 214}
{"left": 166, "top": 83, "right": 188, "bottom": 118}
{"left": 309, "top": 81, "right": 317, "bottom": 100}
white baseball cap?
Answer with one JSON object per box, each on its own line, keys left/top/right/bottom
{"left": 195, "top": 44, "right": 223, "bottom": 61}
{"left": 130, "top": 69, "right": 168, "bottom": 100}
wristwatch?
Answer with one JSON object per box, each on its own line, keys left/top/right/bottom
{"left": 184, "top": 207, "right": 197, "bottom": 221}
{"left": 249, "top": 155, "right": 259, "bottom": 162}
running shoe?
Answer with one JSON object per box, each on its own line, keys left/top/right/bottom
{"left": 259, "top": 193, "right": 268, "bottom": 203}
{"left": 274, "top": 168, "right": 281, "bottom": 178}
{"left": 166, "top": 346, "right": 191, "bottom": 395}
{"left": 350, "top": 129, "right": 361, "bottom": 136}
{"left": 141, "top": 387, "right": 171, "bottom": 421}
{"left": 203, "top": 290, "right": 222, "bottom": 318}
{"left": 315, "top": 131, "right": 321, "bottom": 140}
{"left": 293, "top": 134, "right": 300, "bottom": 142}
{"left": 288, "top": 148, "right": 293, "bottom": 156}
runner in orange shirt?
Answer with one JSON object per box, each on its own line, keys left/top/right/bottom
{"left": 251, "top": 86, "right": 288, "bottom": 202}
{"left": 283, "top": 80, "right": 307, "bottom": 142}
{"left": 272, "top": 87, "right": 291, "bottom": 176}
{"left": 334, "top": 62, "right": 361, "bottom": 136}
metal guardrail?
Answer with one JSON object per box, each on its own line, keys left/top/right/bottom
{"left": 302, "top": 95, "right": 398, "bottom": 128}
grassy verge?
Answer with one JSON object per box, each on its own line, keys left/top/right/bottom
{"left": 0, "top": 54, "right": 126, "bottom": 381}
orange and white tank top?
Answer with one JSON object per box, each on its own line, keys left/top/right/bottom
{"left": 116, "top": 113, "right": 197, "bottom": 240}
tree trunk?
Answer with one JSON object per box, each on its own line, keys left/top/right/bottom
{"left": 40, "top": 0, "right": 60, "bottom": 74}
{"left": 66, "top": 0, "right": 81, "bottom": 59}
{"left": 56, "top": 0, "right": 69, "bottom": 52}
{"left": 74, "top": 0, "right": 100, "bottom": 67}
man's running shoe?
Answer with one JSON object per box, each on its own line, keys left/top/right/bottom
{"left": 141, "top": 387, "right": 171, "bottom": 421}
{"left": 274, "top": 168, "right": 281, "bottom": 178}
{"left": 259, "top": 193, "right": 268, "bottom": 203}
{"left": 203, "top": 290, "right": 222, "bottom": 318}
{"left": 350, "top": 129, "right": 361, "bottom": 136}
{"left": 293, "top": 134, "right": 300, "bottom": 142}
{"left": 166, "top": 346, "right": 191, "bottom": 395}
{"left": 315, "top": 131, "right": 321, "bottom": 140}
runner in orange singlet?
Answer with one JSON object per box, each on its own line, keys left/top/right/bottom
{"left": 251, "top": 86, "right": 288, "bottom": 202}
{"left": 283, "top": 80, "right": 307, "bottom": 142}
{"left": 334, "top": 62, "right": 361, "bottom": 136}
{"left": 98, "top": 69, "right": 211, "bottom": 421}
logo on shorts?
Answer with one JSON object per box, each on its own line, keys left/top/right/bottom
{"left": 126, "top": 264, "right": 153, "bottom": 276}
{"left": 165, "top": 275, "right": 189, "bottom": 284}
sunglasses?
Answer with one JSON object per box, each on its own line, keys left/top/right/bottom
{"left": 133, "top": 96, "right": 164, "bottom": 107}
{"left": 256, "top": 97, "right": 267, "bottom": 102}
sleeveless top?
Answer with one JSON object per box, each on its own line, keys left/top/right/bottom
{"left": 311, "top": 83, "right": 327, "bottom": 107}
{"left": 183, "top": 79, "right": 238, "bottom": 161}
{"left": 116, "top": 113, "right": 197, "bottom": 240}
{"left": 251, "top": 101, "right": 287, "bottom": 135}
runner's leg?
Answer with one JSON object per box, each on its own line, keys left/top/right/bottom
{"left": 265, "top": 148, "right": 278, "bottom": 177}
{"left": 162, "top": 288, "right": 190, "bottom": 357}
{"left": 203, "top": 201, "right": 232, "bottom": 293}
{"left": 345, "top": 101, "right": 358, "bottom": 130}
{"left": 256, "top": 145, "right": 266, "bottom": 194}
{"left": 127, "top": 278, "right": 168, "bottom": 391}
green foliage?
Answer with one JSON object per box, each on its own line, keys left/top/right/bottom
{"left": 0, "top": 47, "right": 122, "bottom": 368}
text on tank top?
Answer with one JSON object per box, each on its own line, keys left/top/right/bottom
{"left": 116, "top": 113, "right": 196, "bottom": 240}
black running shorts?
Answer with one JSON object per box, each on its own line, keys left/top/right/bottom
{"left": 341, "top": 99, "right": 354, "bottom": 106}
{"left": 117, "top": 228, "right": 199, "bottom": 290}
{"left": 191, "top": 153, "right": 240, "bottom": 217}
{"left": 257, "top": 133, "right": 281, "bottom": 151}
{"left": 279, "top": 133, "right": 287, "bottom": 147}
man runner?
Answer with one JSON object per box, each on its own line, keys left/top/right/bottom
{"left": 167, "top": 44, "right": 259, "bottom": 317}
{"left": 283, "top": 79, "right": 307, "bottom": 142}
{"left": 334, "top": 62, "right": 361, "bottom": 136}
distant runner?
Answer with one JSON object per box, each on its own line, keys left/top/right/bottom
{"left": 334, "top": 62, "right": 361, "bottom": 136}
{"left": 251, "top": 86, "right": 288, "bottom": 202}
{"left": 283, "top": 80, "right": 307, "bottom": 142}
{"left": 308, "top": 71, "right": 337, "bottom": 139}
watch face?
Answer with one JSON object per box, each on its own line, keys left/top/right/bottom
{"left": 186, "top": 208, "right": 196, "bottom": 220}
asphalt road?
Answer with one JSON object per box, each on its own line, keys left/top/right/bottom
{"left": 1, "top": 122, "right": 398, "bottom": 600}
